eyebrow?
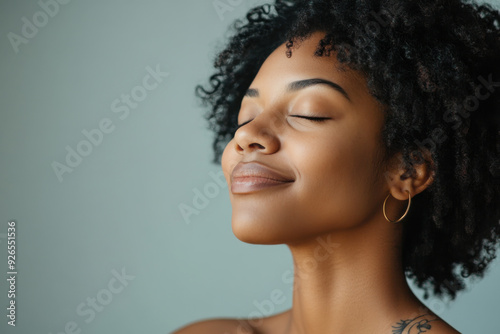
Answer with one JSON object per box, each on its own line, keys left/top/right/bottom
{"left": 244, "top": 78, "right": 351, "bottom": 102}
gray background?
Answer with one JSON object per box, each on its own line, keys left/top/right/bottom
{"left": 0, "top": 0, "right": 499, "bottom": 333}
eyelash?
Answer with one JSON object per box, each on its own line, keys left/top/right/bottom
{"left": 236, "top": 119, "right": 252, "bottom": 129}
{"left": 236, "top": 116, "right": 330, "bottom": 129}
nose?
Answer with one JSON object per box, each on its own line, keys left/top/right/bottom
{"left": 233, "top": 112, "right": 281, "bottom": 155}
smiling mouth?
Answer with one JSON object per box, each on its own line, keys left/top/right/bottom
{"left": 230, "top": 161, "right": 295, "bottom": 194}
{"left": 231, "top": 176, "right": 294, "bottom": 194}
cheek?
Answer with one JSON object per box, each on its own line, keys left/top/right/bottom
{"left": 291, "top": 133, "right": 381, "bottom": 229}
{"left": 225, "top": 125, "right": 384, "bottom": 243}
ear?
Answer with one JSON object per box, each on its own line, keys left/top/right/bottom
{"left": 383, "top": 149, "right": 435, "bottom": 201}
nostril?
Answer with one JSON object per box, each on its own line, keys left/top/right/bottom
{"left": 236, "top": 142, "right": 246, "bottom": 152}
{"left": 250, "top": 143, "right": 265, "bottom": 149}
{"left": 236, "top": 142, "right": 265, "bottom": 152}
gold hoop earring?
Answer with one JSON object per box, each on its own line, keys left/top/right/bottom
{"left": 383, "top": 190, "right": 411, "bottom": 223}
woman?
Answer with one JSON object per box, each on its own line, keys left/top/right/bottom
{"left": 174, "top": 0, "right": 500, "bottom": 333}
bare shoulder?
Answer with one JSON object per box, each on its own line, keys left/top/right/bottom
{"left": 391, "top": 313, "right": 461, "bottom": 334}
{"left": 170, "top": 317, "right": 258, "bottom": 334}
{"left": 170, "top": 310, "right": 291, "bottom": 334}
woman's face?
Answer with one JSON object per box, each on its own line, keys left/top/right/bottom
{"left": 221, "top": 31, "right": 390, "bottom": 245}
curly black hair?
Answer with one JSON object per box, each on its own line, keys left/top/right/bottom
{"left": 195, "top": 0, "right": 500, "bottom": 301}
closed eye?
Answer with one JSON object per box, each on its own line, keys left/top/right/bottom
{"left": 290, "top": 115, "right": 331, "bottom": 122}
{"left": 236, "top": 119, "right": 252, "bottom": 129}
{"left": 235, "top": 115, "right": 331, "bottom": 130}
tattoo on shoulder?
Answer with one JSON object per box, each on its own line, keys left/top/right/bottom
{"left": 392, "top": 314, "right": 439, "bottom": 334}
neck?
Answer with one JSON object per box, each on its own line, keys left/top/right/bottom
{"left": 283, "top": 219, "right": 423, "bottom": 334}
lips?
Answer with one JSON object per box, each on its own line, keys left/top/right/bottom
{"left": 230, "top": 161, "right": 294, "bottom": 194}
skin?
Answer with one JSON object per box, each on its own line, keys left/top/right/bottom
{"left": 173, "top": 31, "right": 460, "bottom": 334}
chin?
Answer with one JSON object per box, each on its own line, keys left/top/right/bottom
{"left": 232, "top": 220, "right": 274, "bottom": 245}
{"left": 230, "top": 212, "right": 312, "bottom": 245}
{"left": 230, "top": 214, "right": 289, "bottom": 245}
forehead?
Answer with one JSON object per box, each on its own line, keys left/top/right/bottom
{"left": 250, "top": 32, "right": 368, "bottom": 98}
